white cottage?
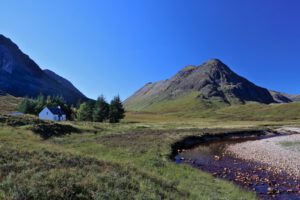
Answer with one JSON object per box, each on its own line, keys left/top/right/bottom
{"left": 39, "top": 106, "right": 66, "bottom": 121}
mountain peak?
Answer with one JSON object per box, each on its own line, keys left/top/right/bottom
{"left": 205, "top": 58, "right": 223, "bottom": 65}
{"left": 200, "top": 59, "right": 232, "bottom": 73}
{"left": 0, "top": 34, "right": 88, "bottom": 104}
{"left": 176, "top": 59, "right": 231, "bottom": 80}
{"left": 125, "top": 59, "right": 282, "bottom": 111}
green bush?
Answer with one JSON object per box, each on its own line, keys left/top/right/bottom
{"left": 31, "top": 123, "right": 81, "bottom": 139}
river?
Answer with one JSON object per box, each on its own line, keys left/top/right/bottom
{"left": 174, "top": 133, "right": 300, "bottom": 200}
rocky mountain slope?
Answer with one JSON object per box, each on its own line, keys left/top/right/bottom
{"left": 290, "top": 95, "right": 300, "bottom": 102}
{"left": 0, "top": 34, "right": 88, "bottom": 104}
{"left": 125, "top": 59, "right": 292, "bottom": 111}
{"left": 269, "top": 90, "right": 293, "bottom": 103}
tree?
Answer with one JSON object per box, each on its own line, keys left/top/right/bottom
{"left": 77, "top": 101, "right": 95, "bottom": 121}
{"left": 77, "top": 103, "right": 89, "bottom": 121}
{"left": 93, "top": 95, "right": 109, "bottom": 122}
{"left": 18, "top": 97, "right": 35, "bottom": 114}
{"left": 34, "top": 94, "right": 46, "bottom": 114}
{"left": 108, "top": 96, "right": 125, "bottom": 123}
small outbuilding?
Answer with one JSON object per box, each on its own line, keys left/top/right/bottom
{"left": 39, "top": 106, "right": 66, "bottom": 121}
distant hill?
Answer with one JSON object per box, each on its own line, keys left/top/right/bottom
{"left": 125, "top": 59, "right": 292, "bottom": 111}
{"left": 0, "top": 34, "right": 88, "bottom": 104}
{"left": 269, "top": 90, "right": 293, "bottom": 103}
{"left": 291, "top": 95, "right": 300, "bottom": 102}
{"left": 268, "top": 92, "right": 300, "bottom": 102}
{"left": 270, "top": 91, "right": 300, "bottom": 103}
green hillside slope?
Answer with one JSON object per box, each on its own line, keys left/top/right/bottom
{"left": 126, "top": 91, "right": 300, "bottom": 122}
{"left": 0, "top": 95, "right": 21, "bottom": 114}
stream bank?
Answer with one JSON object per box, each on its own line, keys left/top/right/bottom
{"left": 172, "top": 129, "right": 300, "bottom": 200}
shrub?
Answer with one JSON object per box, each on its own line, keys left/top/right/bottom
{"left": 31, "top": 123, "right": 81, "bottom": 139}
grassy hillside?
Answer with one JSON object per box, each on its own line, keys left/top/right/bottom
{"left": 0, "top": 95, "right": 21, "bottom": 114}
{"left": 214, "top": 102, "right": 300, "bottom": 121}
{"left": 143, "top": 92, "right": 230, "bottom": 113}
{"left": 163, "top": 102, "right": 300, "bottom": 122}
{"left": 125, "top": 92, "right": 300, "bottom": 122}
{"left": 0, "top": 115, "right": 260, "bottom": 199}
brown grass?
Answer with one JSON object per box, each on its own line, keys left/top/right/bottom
{"left": 0, "top": 95, "right": 22, "bottom": 114}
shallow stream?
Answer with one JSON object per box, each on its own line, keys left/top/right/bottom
{"left": 175, "top": 134, "right": 300, "bottom": 200}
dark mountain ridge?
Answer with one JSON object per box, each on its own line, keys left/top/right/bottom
{"left": 125, "top": 59, "right": 292, "bottom": 111}
{"left": 0, "top": 34, "right": 88, "bottom": 104}
{"left": 43, "top": 69, "right": 85, "bottom": 98}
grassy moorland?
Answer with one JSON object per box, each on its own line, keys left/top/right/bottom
{"left": 1, "top": 99, "right": 300, "bottom": 199}
{"left": 0, "top": 115, "right": 264, "bottom": 200}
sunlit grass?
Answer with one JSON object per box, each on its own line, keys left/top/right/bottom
{"left": 0, "top": 118, "right": 260, "bottom": 199}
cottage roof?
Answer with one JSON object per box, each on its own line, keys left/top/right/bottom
{"left": 47, "top": 107, "right": 66, "bottom": 115}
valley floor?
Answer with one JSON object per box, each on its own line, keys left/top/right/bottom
{"left": 0, "top": 114, "right": 300, "bottom": 199}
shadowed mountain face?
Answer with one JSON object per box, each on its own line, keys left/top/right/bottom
{"left": 0, "top": 34, "right": 88, "bottom": 104}
{"left": 125, "top": 59, "right": 291, "bottom": 111}
{"left": 43, "top": 69, "right": 86, "bottom": 98}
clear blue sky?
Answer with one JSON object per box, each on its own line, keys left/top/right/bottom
{"left": 1, "top": 0, "right": 300, "bottom": 100}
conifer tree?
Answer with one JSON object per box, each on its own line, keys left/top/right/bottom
{"left": 108, "top": 96, "right": 125, "bottom": 123}
{"left": 93, "top": 95, "right": 109, "bottom": 122}
{"left": 18, "top": 97, "right": 35, "bottom": 114}
{"left": 34, "top": 94, "right": 46, "bottom": 114}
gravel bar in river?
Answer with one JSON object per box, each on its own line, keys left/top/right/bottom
{"left": 227, "top": 129, "right": 300, "bottom": 179}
